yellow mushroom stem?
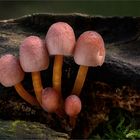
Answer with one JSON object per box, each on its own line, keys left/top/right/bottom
{"left": 52, "top": 55, "right": 65, "bottom": 116}
{"left": 53, "top": 55, "right": 63, "bottom": 94}
{"left": 70, "top": 65, "right": 88, "bottom": 128}
{"left": 72, "top": 65, "right": 88, "bottom": 96}
{"left": 14, "top": 82, "right": 39, "bottom": 106}
{"left": 32, "top": 71, "right": 43, "bottom": 104}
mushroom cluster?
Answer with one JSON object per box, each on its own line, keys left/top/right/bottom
{"left": 0, "top": 22, "right": 105, "bottom": 128}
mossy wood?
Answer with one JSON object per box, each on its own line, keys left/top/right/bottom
{"left": 0, "top": 13, "right": 139, "bottom": 139}
{"left": 0, "top": 120, "right": 69, "bottom": 140}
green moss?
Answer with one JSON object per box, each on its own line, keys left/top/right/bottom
{"left": 0, "top": 120, "right": 49, "bottom": 139}
{"left": 89, "top": 109, "right": 140, "bottom": 140}
{"left": 0, "top": 120, "right": 69, "bottom": 139}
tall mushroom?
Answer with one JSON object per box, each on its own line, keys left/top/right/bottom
{"left": 72, "top": 31, "right": 105, "bottom": 96}
{"left": 45, "top": 22, "right": 76, "bottom": 94}
{"left": 19, "top": 36, "right": 49, "bottom": 104}
{"left": 0, "top": 54, "right": 39, "bottom": 106}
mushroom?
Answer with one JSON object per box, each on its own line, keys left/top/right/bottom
{"left": 41, "top": 87, "right": 60, "bottom": 113}
{"left": 0, "top": 54, "right": 39, "bottom": 106}
{"left": 45, "top": 22, "right": 76, "bottom": 94}
{"left": 65, "top": 95, "right": 82, "bottom": 128}
{"left": 19, "top": 36, "right": 49, "bottom": 104}
{"left": 72, "top": 31, "right": 105, "bottom": 96}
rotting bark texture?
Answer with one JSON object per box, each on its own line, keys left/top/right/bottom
{"left": 0, "top": 13, "right": 140, "bottom": 139}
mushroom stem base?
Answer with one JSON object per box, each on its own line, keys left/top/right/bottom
{"left": 55, "top": 107, "right": 65, "bottom": 118}
{"left": 32, "top": 71, "right": 43, "bottom": 104}
{"left": 70, "top": 116, "right": 77, "bottom": 129}
{"left": 14, "top": 82, "right": 39, "bottom": 106}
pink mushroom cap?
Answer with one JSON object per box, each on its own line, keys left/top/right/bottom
{"left": 41, "top": 87, "right": 60, "bottom": 113}
{"left": 0, "top": 54, "right": 24, "bottom": 87}
{"left": 45, "top": 22, "right": 76, "bottom": 56}
{"left": 19, "top": 36, "right": 49, "bottom": 72}
{"left": 65, "top": 95, "right": 82, "bottom": 117}
{"left": 74, "top": 31, "right": 105, "bottom": 67}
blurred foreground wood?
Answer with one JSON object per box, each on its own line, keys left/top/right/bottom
{"left": 0, "top": 120, "right": 69, "bottom": 140}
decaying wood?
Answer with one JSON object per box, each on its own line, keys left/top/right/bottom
{"left": 0, "top": 13, "right": 140, "bottom": 138}
{"left": 0, "top": 120, "right": 69, "bottom": 140}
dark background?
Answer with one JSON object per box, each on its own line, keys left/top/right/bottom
{"left": 0, "top": 0, "right": 140, "bottom": 20}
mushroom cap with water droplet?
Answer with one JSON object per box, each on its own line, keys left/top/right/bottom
{"left": 74, "top": 31, "right": 105, "bottom": 67}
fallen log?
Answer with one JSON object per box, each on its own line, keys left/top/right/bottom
{"left": 0, "top": 13, "right": 139, "bottom": 139}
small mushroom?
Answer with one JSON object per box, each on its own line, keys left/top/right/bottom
{"left": 41, "top": 87, "right": 60, "bottom": 113}
{"left": 20, "top": 36, "right": 49, "bottom": 104}
{"left": 65, "top": 95, "right": 82, "bottom": 128}
{"left": 45, "top": 22, "right": 76, "bottom": 94}
{"left": 0, "top": 54, "right": 39, "bottom": 106}
{"left": 72, "top": 31, "right": 105, "bottom": 96}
